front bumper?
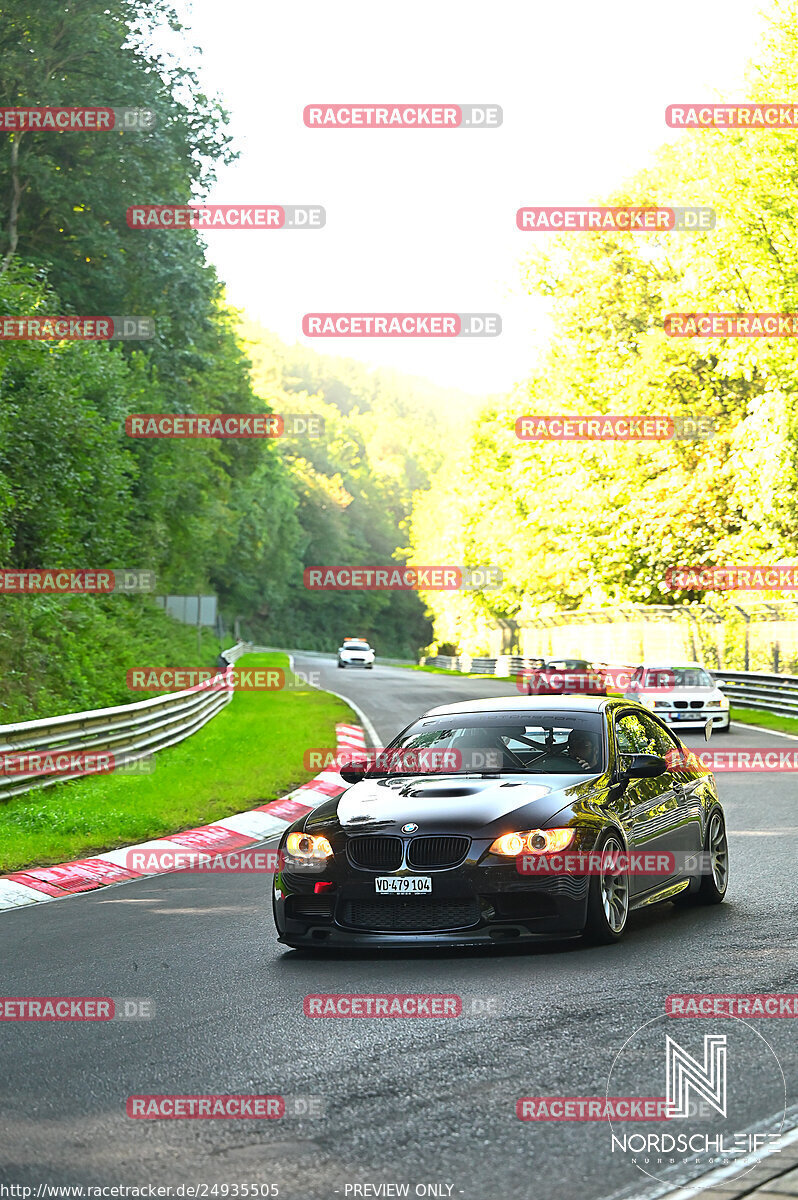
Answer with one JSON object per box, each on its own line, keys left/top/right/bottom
{"left": 273, "top": 857, "right": 589, "bottom": 949}
{"left": 659, "top": 710, "right": 729, "bottom": 728}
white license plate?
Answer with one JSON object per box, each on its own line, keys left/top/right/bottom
{"left": 375, "top": 876, "right": 432, "bottom": 894}
{"left": 674, "top": 713, "right": 698, "bottom": 720}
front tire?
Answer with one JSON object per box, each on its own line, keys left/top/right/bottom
{"left": 583, "top": 831, "right": 630, "bottom": 944}
{"left": 676, "top": 808, "right": 728, "bottom": 906}
{"left": 717, "top": 719, "right": 731, "bottom": 734}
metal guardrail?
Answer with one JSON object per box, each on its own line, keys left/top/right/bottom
{"left": 421, "top": 654, "right": 540, "bottom": 676}
{"left": 0, "top": 641, "right": 252, "bottom": 801}
{"left": 711, "top": 669, "right": 798, "bottom": 719}
{"left": 422, "top": 656, "right": 798, "bottom": 719}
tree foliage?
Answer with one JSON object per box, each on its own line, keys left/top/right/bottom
{"left": 409, "top": 0, "right": 798, "bottom": 652}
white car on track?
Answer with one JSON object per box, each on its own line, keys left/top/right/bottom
{"left": 623, "top": 661, "right": 730, "bottom": 733}
{"left": 337, "top": 638, "right": 375, "bottom": 669}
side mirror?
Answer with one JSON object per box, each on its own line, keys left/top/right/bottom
{"left": 623, "top": 753, "right": 667, "bottom": 779}
{"left": 704, "top": 718, "right": 713, "bottom": 742}
{"left": 339, "top": 761, "right": 368, "bottom": 784}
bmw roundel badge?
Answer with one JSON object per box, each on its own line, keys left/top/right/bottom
{"left": 401, "top": 822, "right": 418, "bottom": 833}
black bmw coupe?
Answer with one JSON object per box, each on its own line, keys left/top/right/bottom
{"left": 272, "top": 696, "right": 728, "bottom": 949}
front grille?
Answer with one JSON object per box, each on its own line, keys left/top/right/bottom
{"left": 674, "top": 701, "right": 687, "bottom": 709}
{"left": 339, "top": 896, "right": 481, "bottom": 932}
{"left": 690, "top": 700, "right": 703, "bottom": 709}
{"left": 347, "top": 836, "right": 403, "bottom": 871}
{"left": 407, "top": 835, "right": 470, "bottom": 869}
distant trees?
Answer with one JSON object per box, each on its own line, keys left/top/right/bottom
{"left": 0, "top": 0, "right": 474, "bottom": 662}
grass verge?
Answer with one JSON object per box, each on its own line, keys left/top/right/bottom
{"left": 0, "top": 652, "right": 355, "bottom": 873}
{"left": 392, "top": 663, "right": 491, "bottom": 678}
{"left": 729, "top": 706, "right": 798, "bottom": 736}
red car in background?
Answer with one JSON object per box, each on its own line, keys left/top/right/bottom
{"left": 519, "top": 657, "right": 608, "bottom": 697}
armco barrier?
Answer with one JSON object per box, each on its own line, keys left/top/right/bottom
{"left": 0, "top": 641, "right": 251, "bottom": 801}
{"left": 420, "top": 655, "right": 540, "bottom": 676}
{"left": 710, "top": 669, "right": 798, "bottom": 718}
{"left": 421, "top": 655, "right": 798, "bottom": 718}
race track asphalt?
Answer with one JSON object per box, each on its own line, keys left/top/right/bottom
{"left": 1, "top": 653, "right": 795, "bottom": 1200}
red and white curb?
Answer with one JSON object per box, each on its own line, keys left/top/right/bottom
{"left": 0, "top": 722, "right": 365, "bottom": 912}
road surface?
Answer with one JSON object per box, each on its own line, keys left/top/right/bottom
{"left": 1, "top": 654, "right": 795, "bottom": 1200}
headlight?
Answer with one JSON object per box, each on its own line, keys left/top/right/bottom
{"left": 285, "top": 832, "right": 334, "bottom": 860}
{"left": 652, "top": 700, "right": 671, "bottom": 708}
{"left": 705, "top": 700, "right": 722, "bottom": 708}
{"left": 490, "top": 828, "right": 575, "bottom": 856}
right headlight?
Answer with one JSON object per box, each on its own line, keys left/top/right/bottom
{"left": 285, "top": 832, "right": 334, "bottom": 860}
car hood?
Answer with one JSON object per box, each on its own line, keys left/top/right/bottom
{"left": 302, "top": 772, "right": 606, "bottom": 837}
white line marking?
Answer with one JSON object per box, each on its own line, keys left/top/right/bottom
{"left": 598, "top": 1103, "right": 798, "bottom": 1200}
{"left": 730, "top": 720, "right": 798, "bottom": 741}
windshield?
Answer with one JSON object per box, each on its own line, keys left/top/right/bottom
{"left": 380, "top": 712, "right": 606, "bottom": 775}
{"left": 343, "top": 641, "right": 371, "bottom": 650}
{"left": 643, "top": 667, "right": 714, "bottom": 689}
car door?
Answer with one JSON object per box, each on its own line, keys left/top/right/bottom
{"left": 634, "top": 713, "right": 705, "bottom": 861}
{"left": 612, "top": 710, "right": 684, "bottom": 897}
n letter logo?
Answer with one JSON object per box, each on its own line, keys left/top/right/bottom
{"left": 666, "top": 1034, "right": 727, "bottom": 1119}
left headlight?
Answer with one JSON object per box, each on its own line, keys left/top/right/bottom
{"left": 285, "top": 832, "right": 334, "bottom": 860}
{"left": 490, "top": 828, "right": 575, "bottom": 856}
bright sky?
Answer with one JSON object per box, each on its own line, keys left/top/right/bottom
{"left": 173, "top": 0, "right": 771, "bottom": 395}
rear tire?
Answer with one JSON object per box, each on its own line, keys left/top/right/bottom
{"left": 583, "top": 831, "right": 629, "bottom": 944}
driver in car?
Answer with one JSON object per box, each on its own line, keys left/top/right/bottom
{"left": 566, "top": 729, "right": 601, "bottom": 770}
